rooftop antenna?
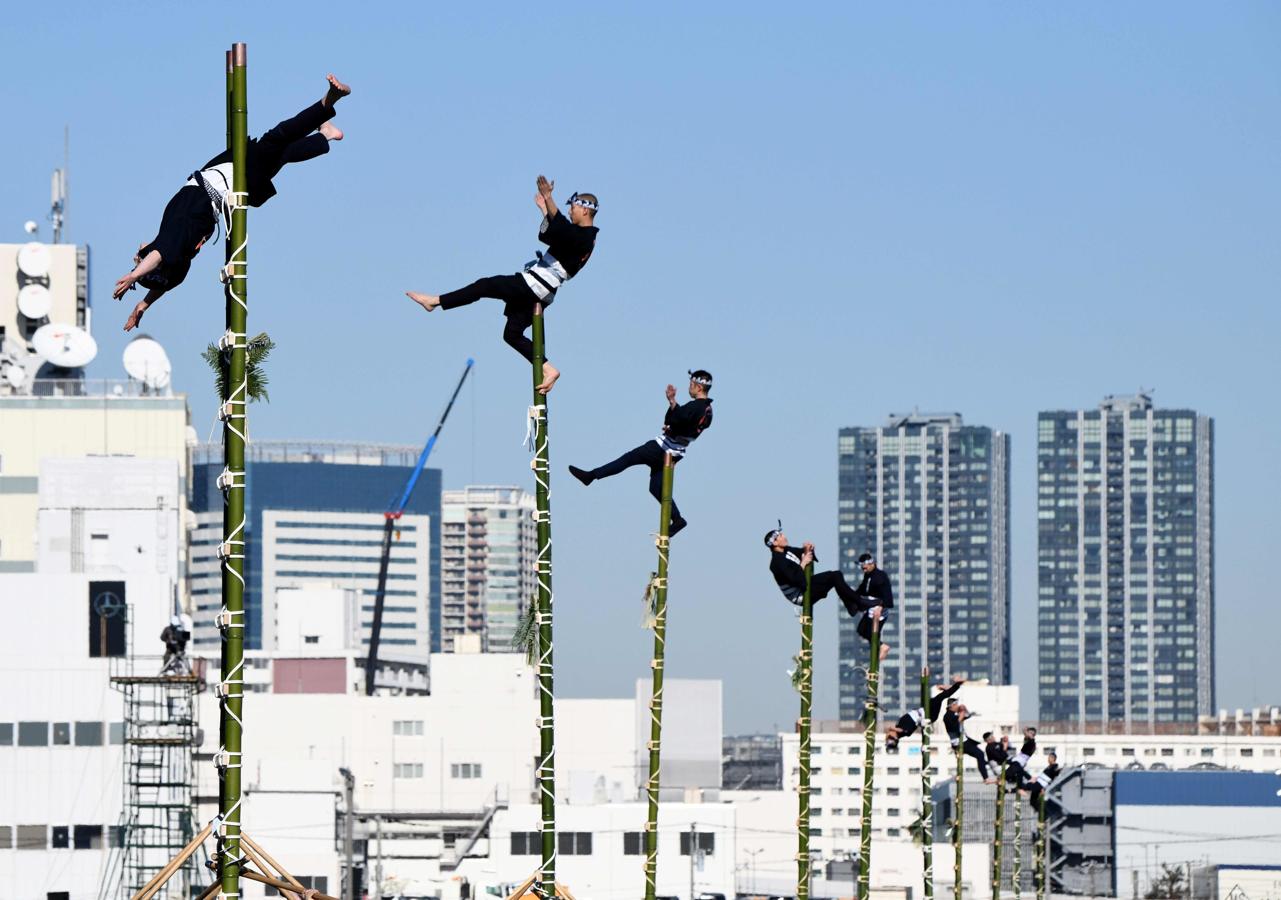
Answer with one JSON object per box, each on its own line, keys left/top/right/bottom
{"left": 50, "top": 127, "right": 67, "bottom": 243}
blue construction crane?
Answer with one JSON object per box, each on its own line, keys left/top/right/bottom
{"left": 365, "top": 358, "right": 474, "bottom": 695}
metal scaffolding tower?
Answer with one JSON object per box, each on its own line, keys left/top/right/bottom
{"left": 110, "top": 660, "right": 205, "bottom": 898}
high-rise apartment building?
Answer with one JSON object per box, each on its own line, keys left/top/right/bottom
{"left": 1037, "top": 393, "right": 1214, "bottom": 725}
{"left": 837, "top": 413, "right": 1010, "bottom": 721}
{"left": 189, "top": 441, "right": 441, "bottom": 657}
{"left": 440, "top": 486, "right": 536, "bottom": 652}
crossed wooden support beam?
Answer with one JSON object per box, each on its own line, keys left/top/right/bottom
{"left": 132, "top": 828, "right": 336, "bottom": 900}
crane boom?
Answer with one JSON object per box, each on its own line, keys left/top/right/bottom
{"left": 365, "top": 358, "right": 474, "bottom": 695}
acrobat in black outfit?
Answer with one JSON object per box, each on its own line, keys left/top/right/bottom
{"left": 764, "top": 530, "right": 893, "bottom": 659}
{"left": 114, "top": 75, "right": 352, "bottom": 331}
{"left": 943, "top": 697, "right": 995, "bottom": 782}
{"left": 567, "top": 372, "right": 712, "bottom": 536}
{"left": 406, "top": 175, "right": 599, "bottom": 394}
{"left": 884, "top": 677, "right": 964, "bottom": 749}
{"left": 1028, "top": 753, "right": 1060, "bottom": 812}
{"left": 986, "top": 729, "right": 1038, "bottom": 790}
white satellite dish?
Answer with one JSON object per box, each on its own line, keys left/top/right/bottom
{"left": 123, "top": 334, "right": 172, "bottom": 389}
{"left": 16, "top": 283, "right": 52, "bottom": 319}
{"left": 32, "top": 323, "right": 97, "bottom": 368}
{"left": 16, "top": 242, "right": 52, "bottom": 278}
{"left": 2, "top": 363, "right": 26, "bottom": 388}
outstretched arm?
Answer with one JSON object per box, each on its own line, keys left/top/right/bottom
{"left": 114, "top": 249, "right": 163, "bottom": 300}
{"left": 123, "top": 288, "right": 166, "bottom": 332}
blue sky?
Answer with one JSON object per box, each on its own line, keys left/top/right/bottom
{"left": 4, "top": 3, "right": 1278, "bottom": 731}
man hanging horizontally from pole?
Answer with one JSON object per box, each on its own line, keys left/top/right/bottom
{"left": 883, "top": 676, "right": 964, "bottom": 749}
{"left": 568, "top": 371, "right": 714, "bottom": 537}
{"left": 406, "top": 175, "right": 599, "bottom": 394}
{"left": 765, "top": 533, "right": 891, "bottom": 661}
{"left": 943, "top": 697, "right": 997, "bottom": 784}
{"left": 114, "top": 74, "right": 352, "bottom": 330}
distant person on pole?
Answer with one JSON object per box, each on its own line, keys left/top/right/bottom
{"left": 884, "top": 676, "right": 965, "bottom": 750}
{"left": 567, "top": 371, "right": 713, "bottom": 536}
{"left": 406, "top": 175, "right": 599, "bottom": 394}
{"left": 1028, "top": 752, "right": 1059, "bottom": 812}
{"left": 944, "top": 697, "right": 996, "bottom": 783}
{"left": 114, "top": 75, "right": 352, "bottom": 331}
{"left": 763, "top": 530, "right": 891, "bottom": 661}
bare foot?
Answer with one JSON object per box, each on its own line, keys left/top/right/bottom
{"left": 320, "top": 121, "right": 344, "bottom": 141}
{"left": 323, "top": 74, "right": 351, "bottom": 107}
{"left": 406, "top": 291, "right": 440, "bottom": 311}
{"left": 537, "top": 362, "right": 561, "bottom": 395}
{"left": 879, "top": 643, "right": 891, "bottom": 662}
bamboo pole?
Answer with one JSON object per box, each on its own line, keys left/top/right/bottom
{"left": 529, "top": 305, "right": 557, "bottom": 897}
{"left": 216, "top": 41, "right": 250, "bottom": 900}
{"left": 920, "top": 668, "right": 934, "bottom": 900}
{"left": 856, "top": 616, "right": 883, "bottom": 900}
{"left": 643, "top": 455, "right": 676, "bottom": 900}
{"left": 992, "top": 761, "right": 1008, "bottom": 900}
{"left": 796, "top": 563, "right": 814, "bottom": 900}
{"left": 953, "top": 734, "right": 964, "bottom": 900}
{"left": 130, "top": 822, "right": 211, "bottom": 900}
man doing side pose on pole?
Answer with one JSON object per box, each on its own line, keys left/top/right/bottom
{"left": 1027, "top": 752, "right": 1060, "bottom": 812}
{"left": 884, "top": 676, "right": 965, "bottom": 749}
{"left": 567, "top": 371, "right": 712, "bottom": 536}
{"left": 406, "top": 175, "right": 599, "bottom": 394}
{"left": 115, "top": 75, "right": 352, "bottom": 330}
{"left": 763, "top": 529, "right": 891, "bottom": 661}
{"left": 1004, "top": 727, "right": 1039, "bottom": 791}
{"left": 943, "top": 697, "right": 996, "bottom": 783}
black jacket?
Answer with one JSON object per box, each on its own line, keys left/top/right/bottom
{"left": 986, "top": 741, "right": 1008, "bottom": 765}
{"left": 537, "top": 210, "right": 598, "bottom": 277}
{"left": 769, "top": 546, "right": 811, "bottom": 601}
{"left": 852, "top": 567, "right": 894, "bottom": 609}
{"left": 662, "top": 398, "right": 714, "bottom": 449}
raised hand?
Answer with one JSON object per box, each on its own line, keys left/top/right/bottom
{"left": 536, "top": 174, "right": 555, "bottom": 198}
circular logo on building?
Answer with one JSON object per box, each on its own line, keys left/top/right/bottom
{"left": 93, "top": 590, "right": 125, "bottom": 618}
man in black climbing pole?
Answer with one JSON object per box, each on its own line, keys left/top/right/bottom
{"left": 114, "top": 74, "right": 352, "bottom": 331}
{"left": 567, "top": 371, "right": 712, "bottom": 536}
{"left": 1003, "top": 727, "right": 1039, "bottom": 791}
{"left": 884, "top": 676, "right": 964, "bottom": 750}
{"left": 1027, "top": 751, "right": 1059, "bottom": 812}
{"left": 763, "top": 530, "right": 892, "bottom": 660}
{"left": 406, "top": 175, "right": 599, "bottom": 395}
{"left": 943, "top": 697, "right": 996, "bottom": 783}
{"left": 850, "top": 552, "right": 896, "bottom": 647}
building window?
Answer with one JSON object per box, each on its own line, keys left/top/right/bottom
{"left": 847, "top": 767, "right": 860, "bottom": 776}
{"left": 510, "top": 831, "right": 541, "bottom": 855}
{"left": 393, "top": 763, "right": 423, "bottom": 779}
{"left": 450, "top": 763, "right": 482, "bottom": 779}
{"left": 679, "top": 832, "right": 715, "bottom": 856}
{"left": 0, "top": 723, "right": 12, "bottom": 745}
{"left": 1082, "top": 747, "right": 1095, "bottom": 757}
{"left": 47, "top": 894, "right": 71, "bottom": 900}
{"left": 887, "top": 808, "right": 900, "bottom": 817}
{"left": 17, "top": 826, "right": 46, "bottom": 850}
{"left": 558, "top": 832, "right": 592, "bottom": 855}
{"left": 75, "top": 722, "right": 104, "bottom": 746}
{"left": 887, "top": 787, "right": 900, "bottom": 797}
{"left": 392, "top": 720, "right": 424, "bottom": 736}
{"left": 51, "top": 826, "right": 69, "bottom": 849}
{"left": 109, "top": 723, "right": 125, "bottom": 745}
{"left": 73, "top": 825, "right": 103, "bottom": 849}
{"left": 0, "top": 826, "right": 11, "bottom": 848}
{"left": 52, "top": 723, "right": 72, "bottom": 746}
{"left": 108, "top": 826, "right": 127, "bottom": 848}
{"left": 1121, "top": 747, "right": 1135, "bottom": 757}
{"left": 18, "top": 722, "right": 48, "bottom": 746}
{"left": 623, "top": 831, "right": 644, "bottom": 855}
{"left": 1241, "top": 748, "right": 1254, "bottom": 758}
{"left": 1201, "top": 748, "right": 1214, "bottom": 758}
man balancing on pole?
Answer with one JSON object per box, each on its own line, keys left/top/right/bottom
{"left": 566, "top": 371, "right": 712, "bottom": 536}
{"left": 764, "top": 530, "right": 892, "bottom": 661}
{"left": 943, "top": 696, "right": 996, "bottom": 783}
{"left": 884, "top": 676, "right": 965, "bottom": 750}
{"left": 114, "top": 75, "right": 352, "bottom": 331}
{"left": 406, "top": 175, "right": 599, "bottom": 394}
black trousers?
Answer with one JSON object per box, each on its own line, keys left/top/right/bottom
{"left": 253, "top": 100, "right": 334, "bottom": 180}
{"left": 957, "top": 737, "right": 991, "bottom": 780}
{"left": 587, "top": 440, "right": 682, "bottom": 527}
{"left": 439, "top": 274, "right": 550, "bottom": 364}
{"left": 855, "top": 605, "right": 893, "bottom": 644}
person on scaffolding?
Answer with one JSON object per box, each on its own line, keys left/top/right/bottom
{"left": 160, "top": 615, "right": 191, "bottom": 676}
{"left": 406, "top": 175, "right": 599, "bottom": 394}
{"left": 943, "top": 696, "right": 997, "bottom": 783}
{"left": 114, "top": 75, "right": 352, "bottom": 331}
{"left": 763, "top": 530, "right": 892, "bottom": 661}
{"left": 567, "top": 371, "right": 712, "bottom": 536}
{"left": 884, "top": 676, "right": 964, "bottom": 750}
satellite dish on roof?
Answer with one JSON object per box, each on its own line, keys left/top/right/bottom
{"left": 2, "top": 362, "right": 26, "bottom": 388}
{"left": 17, "top": 283, "right": 52, "bottom": 320}
{"left": 123, "top": 334, "right": 172, "bottom": 389}
{"left": 17, "top": 242, "right": 51, "bottom": 278}
{"left": 32, "top": 322, "right": 97, "bottom": 368}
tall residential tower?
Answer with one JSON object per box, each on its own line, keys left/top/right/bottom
{"left": 837, "top": 413, "right": 1010, "bottom": 721}
{"left": 1037, "top": 392, "right": 1214, "bottom": 725}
